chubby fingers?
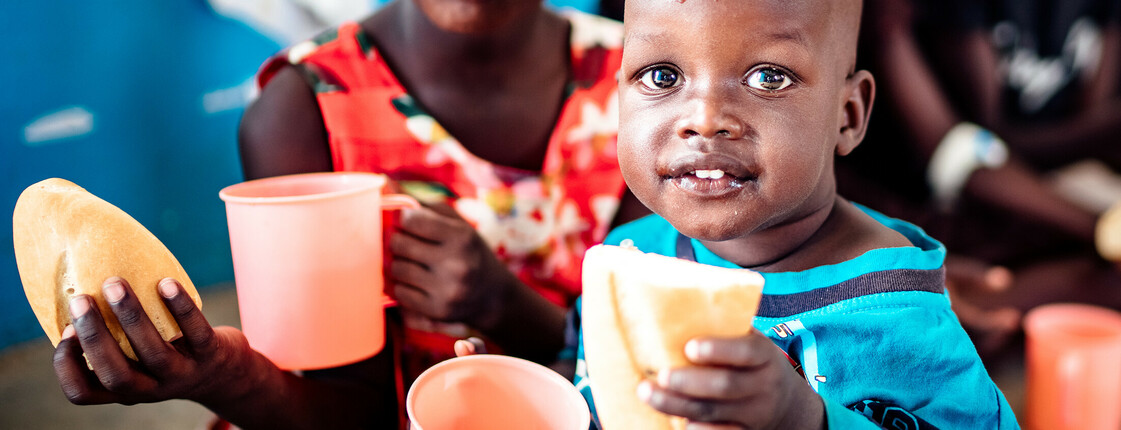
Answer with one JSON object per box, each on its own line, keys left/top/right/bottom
{"left": 453, "top": 337, "right": 487, "bottom": 357}
{"left": 388, "top": 232, "right": 439, "bottom": 286}
{"left": 640, "top": 332, "right": 791, "bottom": 425}
{"left": 396, "top": 205, "right": 461, "bottom": 243}
{"left": 156, "top": 278, "right": 218, "bottom": 357}
{"left": 639, "top": 379, "right": 747, "bottom": 425}
{"left": 388, "top": 224, "right": 441, "bottom": 266}
{"left": 685, "top": 332, "right": 775, "bottom": 367}
{"left": 63, "top": 290, "right": 159, "bottom": 401}
{"left": 657, "top": 366, "right": 757, "bottom": 400}
{"left": 103, "top": 277, "right": 175, "bottom": 365}
{"left": 53, "top": 325, "right": 120, "bottom": 405}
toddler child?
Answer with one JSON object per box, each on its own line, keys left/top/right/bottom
{"left": 569, "top": 0, "right": 1020, "bottom": 428}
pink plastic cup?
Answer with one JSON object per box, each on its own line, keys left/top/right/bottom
{"left": 219, "top": 172, "right": 417, "bottom": 370}
{"left": 1025, "top": 303, "right": 1121, "bottom": 430}
{"left": 406, "top": 355, "right": 591, "bottom": 430}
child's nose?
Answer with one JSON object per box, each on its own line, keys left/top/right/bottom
{"left": 674, "top": 90, "right": 746, "bottom": 141}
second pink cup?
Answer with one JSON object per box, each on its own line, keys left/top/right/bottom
{"left": 1025, "top": 303, "right": 1121, "bottom": 430}
{"left": 406, "top": 354, "right": 591, "bottom": 430}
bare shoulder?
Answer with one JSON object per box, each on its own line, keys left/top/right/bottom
{"left": 795, "top": 198, "right": 913, "bottom": 268}
{"left": 832, "top": 199, "right": 914, "bottom": 253}
{"left": 770, "top": 199, "right": 914, "bottom": 271}
{"left": 238, "top": 64, "right": 332, "bottom": 180}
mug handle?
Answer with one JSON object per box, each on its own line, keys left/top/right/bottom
{"left": 379, "top": 193, "right": 419, "bottom": 308}
{"left": 382, "top": 194, "right": 420, "bottom": 210}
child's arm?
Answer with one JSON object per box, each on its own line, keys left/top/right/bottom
{"left": 640, "top": 331, "right": 825, "bottom": 430}
{"left": 866, "top": 0, "right": 1099, "bottom": 242}
{"left": 238, "top": 64, "right": 333, "bottom": 180}
{"left": 53, "top": 277, "right": 397, "bottom": 429}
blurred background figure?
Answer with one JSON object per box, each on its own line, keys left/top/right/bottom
{"left": 843, "top": 0, "right": 1121, "bottom": 360}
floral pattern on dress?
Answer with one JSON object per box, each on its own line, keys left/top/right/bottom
{"left": 263, "top": 10, "right": 628, "bottom": 407}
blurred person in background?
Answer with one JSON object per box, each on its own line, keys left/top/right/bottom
{"left": 841, "top": 0, "right": 1121, "bottom": 359}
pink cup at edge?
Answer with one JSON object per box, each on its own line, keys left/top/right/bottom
{"left": 406, "top": 354, "right": 591, "bottom": 430}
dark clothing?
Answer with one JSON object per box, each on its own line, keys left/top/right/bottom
{"left": 918, "top": 0, "right": 1121, "bottom": 120}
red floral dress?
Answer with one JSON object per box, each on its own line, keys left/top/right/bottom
{"left": 257, "top": 9, "right": 625, "bottom": 419}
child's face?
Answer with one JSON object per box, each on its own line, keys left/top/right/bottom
{"left": 618, "top": 0, "right": 866, "bottom": 242}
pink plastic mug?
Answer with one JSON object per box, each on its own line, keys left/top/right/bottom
{"left": 1025, "top": 303, "right": 1121, "bottom": 430}
{"left": 219, "top": 172, "right": 417, "bottom": 370}
{"left": 406, "top": 355, "right": 591, "bottom": 430}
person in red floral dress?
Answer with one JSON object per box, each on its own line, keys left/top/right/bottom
{"left": 50, "top": 2, "right": 645, "bottom": 429}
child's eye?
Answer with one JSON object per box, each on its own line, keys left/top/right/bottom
{"left": 638, "top": 66, "right": 680, "bottom": 90}
{"left": 744, "top": 67, "right": 793, "bottom": 91}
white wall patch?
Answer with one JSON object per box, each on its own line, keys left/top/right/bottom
{"left": 23, "top": 106, "right": 95, "bottom": 146}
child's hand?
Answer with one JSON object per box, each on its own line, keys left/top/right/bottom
{"left": 453, "top": 337, "right": 488, "bottom": 357}
{"left": 388, "top": 203, "right": 518, "bottom": 331}
{"left": 53, "top": 277, "right": 256, "bottom": 406}
{"left": 640, "top": 330, "right": 825, "bottom": 430}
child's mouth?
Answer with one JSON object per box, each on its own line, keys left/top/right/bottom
{"left": 668, "top": 169, "right": 753, "bottom": 195}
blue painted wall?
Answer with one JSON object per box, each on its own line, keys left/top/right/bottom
{"left": 1, "top": 1, "right": 280, "bottom": 350}
{"left": 1, "top": 0, "right": 609, "bottom": 352}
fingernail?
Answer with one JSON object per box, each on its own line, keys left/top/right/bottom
{"left": 685, "top": 339, "right": 701, "bottom": 360}
{"left": 636, "top": 380, "right": 652, "bottom": 401}
{"left": 453, "top": 339, "right": 475, "bottom": 357}
{"left": 69, "top": 296, "right": 90, "bottom": 319}
{"left": 159, "top": 278, "right": 179, "bottom": 298}
{"left": 103, "top": 279, "right": 125, "bottom": 303}
{"left": 657, "top": 368, "right": 671, "bottom": 386}
{"left": 61, "top": 325, "right": 76, "bottom": 339}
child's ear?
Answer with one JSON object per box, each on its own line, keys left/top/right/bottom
{"left": 836, "top": 70, "right": 875, "bottom": 156}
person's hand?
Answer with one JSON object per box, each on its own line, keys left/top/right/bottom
{"left": 388, "top": 203, "right": 518, "bottom": 331}
{"left": 54, "top": 277, "right": 257, "bottom": 406}
{"left": 640, "top": 331, "right": 825, "bottom": 430}
{"left": 943, "top": 255, "right": 1022, "bottom": 356}
{"left": 452, "top": 337, "right": 488, "bottom": 357}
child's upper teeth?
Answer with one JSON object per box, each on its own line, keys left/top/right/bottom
{"left": 694, "top": 169, "right": 725, "bottom": 179}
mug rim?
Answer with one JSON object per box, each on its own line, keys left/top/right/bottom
{"left": 1024, "top": 303, "right": 1121, "bottom": 337}
{"left": 405, "top": 354, "right": 591, "bottom": 429}
{"left": 219, "top": 172, "right": 388, "bottom": 205}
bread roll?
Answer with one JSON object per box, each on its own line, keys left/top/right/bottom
{"left": 13, "top": 178, "right": 201, "bottom": 360}
{"left": 581, "top": 244, "right": 764, "bottom": 430}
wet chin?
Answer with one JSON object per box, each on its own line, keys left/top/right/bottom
{"left": 658, "top": 203, "right": 746, "bottom": 242}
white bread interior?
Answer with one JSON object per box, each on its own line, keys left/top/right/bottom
{"left": 581, "top": 244, "right": 764, "bottom": 430}
{"left": 13, "top": 178, "right": 201, "bottom": 360}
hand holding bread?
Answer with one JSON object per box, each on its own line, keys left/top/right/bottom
{"left": 13, "top": 178, "right": 201, "bottom": 359}
{"left": 581, "top": 244, "right": 824, "bottom": 430}
{"left": 51, "top": 276, "right": 258, "bottom": 407}
{"left": 12, "top": 178, "right": 264, "bottom": 408}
